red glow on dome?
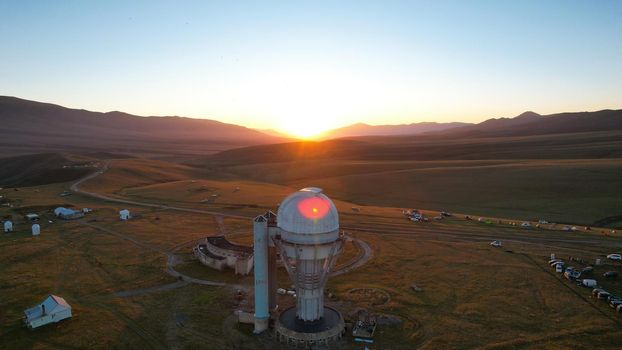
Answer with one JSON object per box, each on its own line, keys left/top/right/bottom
{"left": 297, "top": 196, "right": 331, "bottom": 220}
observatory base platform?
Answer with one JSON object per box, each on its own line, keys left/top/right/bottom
{"left": 274, "top": 306, "right": 345, "bottom": 347}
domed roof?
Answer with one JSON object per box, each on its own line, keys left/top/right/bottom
{"left": 277, "top": 187, "right": 339, "bottom": 234}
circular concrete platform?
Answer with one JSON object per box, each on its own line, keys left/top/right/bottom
{"left": 275, "top": 307, "right": 345, "bottom": 347}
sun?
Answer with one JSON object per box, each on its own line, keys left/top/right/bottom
{"left": 273, "top": 101, "right": 347, "bottom": 139}
{"left": 280, "top": 117, "right": 333, "bottom": 139}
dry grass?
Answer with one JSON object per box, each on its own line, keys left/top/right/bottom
{"left": 2, "top": 159, "right": 622, "bottom": 349}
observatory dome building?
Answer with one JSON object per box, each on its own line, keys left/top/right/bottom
{"left": 253, "top": 187, "right": 345, "bottom": 347}
{"left": 277, "top": 188, "right": 339, "bottom": 236}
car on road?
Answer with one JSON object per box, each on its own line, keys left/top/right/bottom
{"left": 606, "top": 254, "right": 622, "bottom": 261}
{"left": 603, "top": 271, "right": 619, "bottom": 279}
{"left": 440, "top": 211, "right": 452, "bottom": 217}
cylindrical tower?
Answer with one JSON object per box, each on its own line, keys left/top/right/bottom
{"left": 274, "top": 187, "right": 342, "bottom": 322}
{"left": 253, "top": 214, "right": 269, "bottom": 333}
{"left": 265, "top": 211, "right": 278, "bottom": 311}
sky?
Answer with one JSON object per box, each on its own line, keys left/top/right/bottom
{"left": 1, "top": 0, "right": 621, "bottom": 137}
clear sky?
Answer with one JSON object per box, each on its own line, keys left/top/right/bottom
{"left": 1, "top": 1, "right": 621, "bottom": 137}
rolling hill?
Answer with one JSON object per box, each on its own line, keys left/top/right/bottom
{"left": 0, "top": 96, "right": 283, "bottom": 157}
{"left": 318, "top": 121, "right": 470, "bottom": 138}
{"left": 203, "top": 129, "right": 622, "bottom": 165}
{"left": 436, "top": 109, "right": 622, "bottom": 139}
{"left": 0, "top": 153, "right": 94, "bottom": 187}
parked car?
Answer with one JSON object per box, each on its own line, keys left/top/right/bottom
{"left": 592, "top": 288, "right": 605, "bottom": 297}
{"left": 610, "top": 300, "right": 622, "bottom": 309}
{"left": 603, "top": 271, "right": 619, "bottom": 279}
{"left": 564, "top": 268, "right": 581, "bottom": 280}
{"left": 617, "top": 304, "right": 622, "bottom": 313}
{"left": 440, "top": 211, "right": 452, "bottom": 217}
{"left": 606, "top": 254, "right": 622, "bottom": 261}
{"left": 582, "top": 279, "right": 597, "bottom": 288}
{"left": 556, "top": 264, "right": 563, "bottom": 273}
{"left": 597, "top": 291, "right": 611, "bottom": 300}
{"left": 581, "top": 266, "right": 593, "bottom": 275}
{"left": 490, "top": 240, "right": 502, "bottom": 248}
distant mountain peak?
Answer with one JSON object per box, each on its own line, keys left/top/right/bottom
{"left": 515, "top": 111, "right": 541, "bottom": 119}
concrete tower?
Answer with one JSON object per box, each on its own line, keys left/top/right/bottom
{"left": 253, "top": 215, "right": 269, "bottom": 333}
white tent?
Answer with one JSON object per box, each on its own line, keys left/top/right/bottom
{"left": 119, "top": 209, "right": 131, "bottom": 221}
{"left": 32, "top": 224, "right": 40, "bottom": 236}
{"left": 3, "top": 220, "right": 13, "bottom": 233}
{"left": 24, "top": 295, "right": 72, "bottom": 329}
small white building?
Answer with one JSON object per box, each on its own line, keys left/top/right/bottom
{"left": 119, "top": 209, "right": 131, "bottom": 221}
{"left": 3, "top": 220, "right": 13, "bottom": 233}
{"left": 24, "top": 295, "right": 72, "bottom": 329}
{"left": 54, "top": 207, "right": 84, "bottom": 220}
{"left": 32, "top": 224, "right": 40, "bottom": 236}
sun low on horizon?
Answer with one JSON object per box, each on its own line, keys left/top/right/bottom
{"left": 1, "top": 2, "right": 621, "bottom": 134}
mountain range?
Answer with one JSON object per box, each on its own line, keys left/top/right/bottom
{"left": 0, "top": 96, "right": 282, "bottom": 157}
{"left": 316, "top": 121, "right": 470, "bottom": 139}
{"left": 1, "top": 96, "right": 621, "bottom": 158}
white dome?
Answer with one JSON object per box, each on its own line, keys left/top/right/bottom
{"left": 277, "top": 187, "right": 339, "bottom": 234}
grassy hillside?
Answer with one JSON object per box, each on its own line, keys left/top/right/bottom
{"left": 80, "top": 158, "right": 201, "bottom": 195}
{"left": 0, "top": 96, "right": 284, "bottom": 157}
{"left": 195, "top": 131, "right": 622, "bottom": 225}
{"left": 0, "top": 153, "right": 95, "bottom": 187}
{"left": 204, "top": 130, "right": 622, "bottom": 165}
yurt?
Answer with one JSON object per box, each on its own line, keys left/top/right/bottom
{"left": 119, "top": 209, "right": 131, "bottom": 221}
{"left": 3, "top": 220, "right": 13, "bottom": 233}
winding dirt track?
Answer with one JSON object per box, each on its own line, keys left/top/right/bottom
{"left": 71, "top": 163, "right": 373, "bottom": 295}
